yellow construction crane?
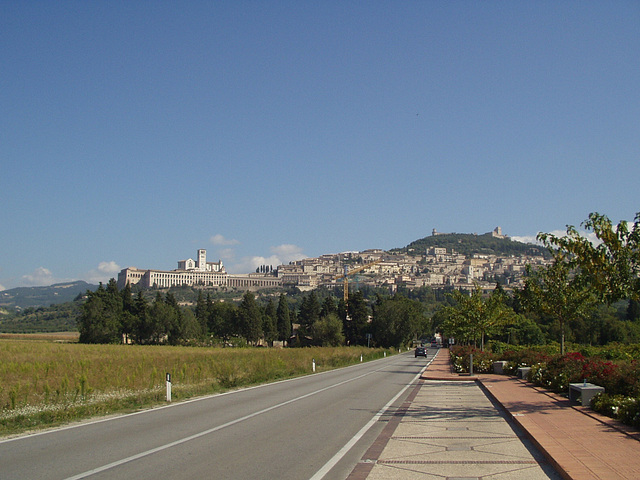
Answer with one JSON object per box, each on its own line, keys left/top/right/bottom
{"left": 335, "top": 259, "right": 382, "bottom": 302}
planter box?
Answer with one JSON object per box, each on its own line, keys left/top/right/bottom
{"left": 492, "top": 361, "right": 508, "bottom": 375}
{"left": 569, "top": 383, "right": 604, "bottom": 407}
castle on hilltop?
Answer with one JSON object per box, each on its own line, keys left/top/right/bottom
{"left": 432, "top": 227, "right": 508, "bottom": 239}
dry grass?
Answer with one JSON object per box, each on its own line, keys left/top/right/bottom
{"left": 0, "top": 338, "right": 393, "bottom": 436}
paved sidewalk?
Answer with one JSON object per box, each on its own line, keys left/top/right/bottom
{"left": 480, "top": 374, "right": 640, "bottom": 479}
{"left": 347, "top": 349, "right": 640, "bottom": 480}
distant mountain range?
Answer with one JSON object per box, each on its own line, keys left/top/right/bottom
{"left": 0, "top": 281, "right": 98, "bottom": 310}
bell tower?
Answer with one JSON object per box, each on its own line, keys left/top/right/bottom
{"left": 197, "top": 249, "right": 207, "bottom": 271}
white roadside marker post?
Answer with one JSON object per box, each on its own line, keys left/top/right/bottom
{"left": 166, "top": 373, "right": 172, "bottom": 402}
{"left": 313, "top": 358, "right": 316, "bottom": 373}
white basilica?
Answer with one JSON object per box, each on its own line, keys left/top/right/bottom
{"left": 117, "top": 249, "right": 281, "bottom": 290}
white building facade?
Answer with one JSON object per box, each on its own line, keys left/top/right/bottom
{"left": 117, "top": 249, "right": 282, "bottom": 291}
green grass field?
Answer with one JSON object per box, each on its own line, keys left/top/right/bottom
{"left": 0, "top": 335, "right": 395, "bottom": 436}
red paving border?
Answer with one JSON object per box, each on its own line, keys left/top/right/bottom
{"left": 426, "top": 348, "right": 640, "bottom": 480}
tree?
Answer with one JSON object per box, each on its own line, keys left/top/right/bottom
{"left": 177, "top": 308, "right": 203, "bottom": 343}
{"left": 320, "top": 296, "right": 337, "bottom": 318}
{"left": 131, "top": 291, "right": 153, "bottom": 344}
{"left": 298, "top": 291, "right": 321, "bottom": 342}
{"left": 263, "top": 298, "right": 278, "bottom": 346}
{"left": 627, "top": 299, "right": 640, "bottom": 322}
{"left": 440, "top": 286, "right": 517, "bottom": 351}
{"left": 276, "top": 294, "right": 292, "bottom": 345}
{"left": 344, "top": 291, "right": 370, "bottom": 346}
{"left": 195, "top": 291, "right": 208, "bottom": 335}
{"left": 371, "top": 294, "right": 427, "bottom": 348}
{"left": 120, "top": 282, "right": 135, "bottom": 343}
{"left": 149, "top": 292, "right": 176, "bottom": 344}
{"left": 208, "top": 300, "right": 238, "bottom": 343}
{"left": 164, "top": 292, "right": 185, "bottom": 345}
{"left": 538, "top": 211, "right": 640, "bottom": 303}
{"left": 519, "top": 259, "right": 595, "bottom": 354}
{"left": 78, "top": 280, "right": 123, "bottom": 344}
{"left": 237, "top": 291, "right": 262, "bottom": 345}
{"left": 312, "top": 313, "right": 345, "bottom": 346}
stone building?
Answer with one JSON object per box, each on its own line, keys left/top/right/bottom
{"left": 117, "top": 249, "right": 283, "bottom": 291}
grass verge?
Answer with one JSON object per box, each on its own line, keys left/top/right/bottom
{"left": 0, "top": 340, "right": 396, "bottom": 437}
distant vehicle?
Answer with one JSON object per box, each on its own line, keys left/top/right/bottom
{"left": 415, "top": 346, "right": 427, "bottom": 357}
{"left": 430, "top": 340, "right": 438, "bottom": 348}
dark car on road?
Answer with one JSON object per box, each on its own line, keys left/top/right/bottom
{"left": 415, "top": 346, "right": 427, "bottom": 357}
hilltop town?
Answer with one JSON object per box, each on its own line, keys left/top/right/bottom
{"left": 278, "top": 228, "right": 550, "bottom": 293}
{"left": 117, "top": 227, "right": 552, "bottom": 294}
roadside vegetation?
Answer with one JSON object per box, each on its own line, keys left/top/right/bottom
{"left": 450, "top": 342, "right": 640, "bottom": 428}
{"left": 0, "top": 339, "right": 394, "bottom": 436}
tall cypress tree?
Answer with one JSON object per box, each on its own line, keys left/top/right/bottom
{"left": 263, "top": 298, "right": 278, "bottom": 346}
{"left": 298, "top": 291, "right": 321, "bottom": 341}
{"left": 345, "top": 291, "right": 370, "bottom": 346}
{"left": 276, "top": 293, "right": 291, "bottom": 345}
{"left": 131, "top": 291, "right": 151, "bottom": 344}
{"left": 238, "top": 291, "right": 262, "bottom": 345}
{"left": 195, "top": 290, "right": 208, "bottom": 334}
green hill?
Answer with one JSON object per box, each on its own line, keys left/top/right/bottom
{"left": 0, "top": 281, "right": 97, "bottom": 310}
{"left": 392, "top": 232, "right": 551, "bottom": 258}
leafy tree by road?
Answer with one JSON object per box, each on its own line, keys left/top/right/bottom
{"left": 517, "top": 258, "right": 596, "bottom": 354}
{"left": 538, "top": 211, "right": 640, "bottom": 303}
{"left": 370, "top": 294, "right": 427, "bottom": 348}
{"left": 312, "top": 313, "right": 345, "bottom": 346}
{"left": 439, "top": 286, "right": 517, "bottom": 351}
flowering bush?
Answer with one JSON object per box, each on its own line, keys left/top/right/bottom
{"left": 499, "top": 348, "right": 555, "bottom": 376}
{"left": 530, "top": 352, "right": 626, "bottom": 393}
{"left": 450, "top": 343, "right": 640, "bottom": 430}
{"left": 450, "top": 345, "right": 496, "bottom": 373}
{"left": 591, "top": 393, "right": 640, "bottom": 428}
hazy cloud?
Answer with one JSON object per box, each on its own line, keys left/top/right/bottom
{"left": 84, "top": 261, "right": 121, "bottom": 284}
{"left": 230, "top": 255, "right": 281, "bottom": 273}
{"left": 21, "top": 267, "right": 55, "bottom": 286}
{"left": 218, "top": 248, "right": 236, "bottom": 262}
{"left": 224, "top": 244, "right": 307, "bottom": 274}
{"left": 511, "top": 229, "right": 601, "bottom": 246}
{"left": 270, "top": 244, "right": 305, "bottom": 261}
{"left": 0, "top": 283, "right": 6, "bottom": 292}
{"left": 210, "top": 234, "right": 240, "bottom": 246}
{"left": 97, "top": 261, "right": 121, "bottom": 274}
{"left": 510, "top": 235, "right": 539, "bottom": 244}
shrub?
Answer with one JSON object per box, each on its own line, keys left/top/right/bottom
{"left": 591, "top": 393, "right": 640, "bottom": 428}
{"left": 450, "top": 345, "right": 496, "bottom": 374}
{"left": 477, "top": 343, "right": 640, "bottom": 430}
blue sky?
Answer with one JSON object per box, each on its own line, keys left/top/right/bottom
{"left": 1, "top": 1, "right": 639, "bottom": 290}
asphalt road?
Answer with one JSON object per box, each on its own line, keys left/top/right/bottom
{"left": 0, "top": 349, "right": 434, "bottom": 480}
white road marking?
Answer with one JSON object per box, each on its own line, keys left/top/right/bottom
{"left": 309, "top": 350, "right": 436, "bottom": 480}
{"left": 63, "top": 362, "right": 395, "bottom": 480}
